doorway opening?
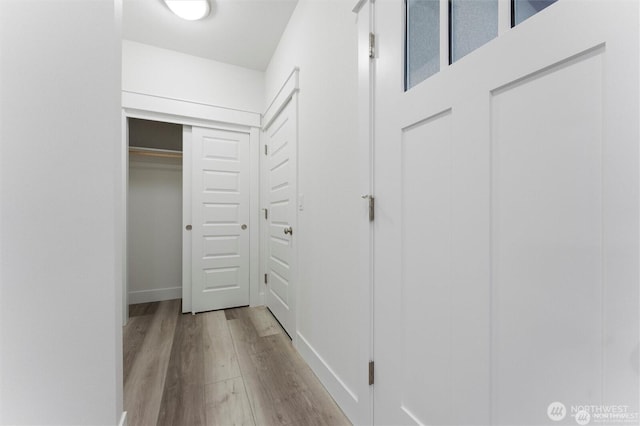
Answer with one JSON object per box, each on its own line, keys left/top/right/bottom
{"left": 122, "top": 96, "right": 264, "bottom": 322}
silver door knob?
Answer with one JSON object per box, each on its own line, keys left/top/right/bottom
{"left": 284, "top": 226, "right": 293, "bottom": 235}
{"left": 241, "top": 224, "right": 247, "bottom": 230}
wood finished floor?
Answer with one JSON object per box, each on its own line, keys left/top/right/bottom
{"left": 124, "top": 300, "right": 351, "bottom": 426}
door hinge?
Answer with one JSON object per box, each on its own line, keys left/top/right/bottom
{"left": 264, "top": 144, "right": 268, "bottom": 155}
{"left": 368, "top": 361, "right": 375, "bottom": 385}
{"left": 264, "top": 273, "right": 268, "bottom": 285}
{"left": 369, "top": 32, "right": 376, "bottom": 59}
{"left": 362, "top": 195, "right": 375, "bottom": 221}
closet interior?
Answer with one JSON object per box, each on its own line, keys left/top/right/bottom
{"left": 127, "top": 118, "right": 183, "bottom": 307}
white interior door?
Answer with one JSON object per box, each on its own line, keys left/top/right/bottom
{"left": 373, "top": 1, "right": 639, "bottom": 424}
{"left": 191, "top": 126, "right": 251, "bottom": 313}
{"left": 264, "top": 98, "right": 297, "bottom": 337}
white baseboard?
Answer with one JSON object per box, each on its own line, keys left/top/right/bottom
{"left": 118, "top": 411, "right": 127, "bottom": 426}
{"left": 128, "top": 286, "right": 181, "bottom": 304}
{"left": 296, "top": 332, "right": 359, "bottom": 424}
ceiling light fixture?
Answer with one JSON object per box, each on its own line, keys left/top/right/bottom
{"left": 164, "top": 0, "right": 210, "bottom": 21}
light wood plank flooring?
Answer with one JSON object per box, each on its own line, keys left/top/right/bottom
{"left": 124, "top": 300, "right": 351, "bottom": 426}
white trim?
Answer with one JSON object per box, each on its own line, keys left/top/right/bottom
{"left": 123, "top": 90, "right": 262, "bottom": 115}
{"left": 297, "top": 332, "right": 359, "bottom": 423}
{"left": 249, "top": 126, "right": 262, "bottom": 307}
{"left": 124, "top": 108, "right": 253, "bottom": 134}
{"left": 128, "top": 287, "right": 182, "bottom": 305}
{"left": 121, "top": 111, "right": 129, "bottom": 326}
{"left": 249, "top": 127, "right": 262, "bottom": 312}
{"left": 259, "top": 131, "right": 268, "bottom": 307}
{"left": 118, "top": 411, "right": 127, "bottom": 426}
{"left": 122, "top": 91, "right": 261, "bottom": 128}
{"left": 355, "top": 1, "right": 375, "bottom": 424}
{"left": 263, "top": 68, "right": 299, "bottom": 131}
{"left": 291, "top": 92, "right": 300, "bottom": 346}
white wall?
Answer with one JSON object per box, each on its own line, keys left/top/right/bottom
{"left": 265, "top": 2, "right": 369, "bottom": 423}
{"left": 0, "top": 0, "right": 123, "bottom": 425}
{"left": 123, "top": 40, "right": 265, "bottom": 113}
{"left": 128, "top": 156, "right": 183, "bottom": 303}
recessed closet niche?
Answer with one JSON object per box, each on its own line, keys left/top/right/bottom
{"left": 128, "top": 118, "right": 183, "bottom": 305}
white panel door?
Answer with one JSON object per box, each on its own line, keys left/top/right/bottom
{"left": 192, "top": 127, "right": 251, "bottom": 313}
{"left": 265, "top": 99, "right": 297, "bottom": 337}
{"left": 373, "top": 1, "right": 638, "bottom": 425}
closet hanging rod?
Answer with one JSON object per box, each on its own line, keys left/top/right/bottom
{"left": 129, "top": 146, "right": 182, "bottom": 159}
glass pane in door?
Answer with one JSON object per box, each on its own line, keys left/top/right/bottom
{"left": 450, "top": 0, "right": 498, "bottom": 63}
{"left": 513, "top": 0, "right": 558, "bottom": 26}
{"left": 405, "top": 0, "right": 440, "bottom": 90}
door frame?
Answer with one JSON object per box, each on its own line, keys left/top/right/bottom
{"left": 121, "top": 91, "right": 262, "bottom": 321}
{"left": 352, "top": 1, "right": 375, "bottom": 423}
{"left": 260, "top": 68, "right": 300, "bottom": 342}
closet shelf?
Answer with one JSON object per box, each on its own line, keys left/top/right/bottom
{"left": 129, "top": 146, "right": 182, "bottom": 159}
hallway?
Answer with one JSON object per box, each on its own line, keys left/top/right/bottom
{"left": 124, "top": 300, "right": 350, "bottom": 426}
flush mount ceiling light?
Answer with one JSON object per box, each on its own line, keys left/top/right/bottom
{"left": 164, "top": 0, "right": 210, "bottom": 21}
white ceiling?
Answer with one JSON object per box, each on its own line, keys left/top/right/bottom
{"left": 123, "top": 0, "right": 298, "bottom": 71}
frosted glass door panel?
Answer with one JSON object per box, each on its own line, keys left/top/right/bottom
{"left": 405, "top": 0, "right": 439, "bottom": 90}
{"left": 450, "top": 0, "right": 498, "bottom": 63}
{"left": 513, "top": 0, "right": 558, "bottom": 26}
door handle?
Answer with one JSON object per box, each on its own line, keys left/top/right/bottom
{"left": 185, "top": 225, "right": 192, "bottom": 231}
{"left": 284, "top": 226, "right": 293, "bottom": 235}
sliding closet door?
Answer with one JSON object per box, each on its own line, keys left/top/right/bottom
{"left": 191, "top": 127, "right": 251, "bottom": 313}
